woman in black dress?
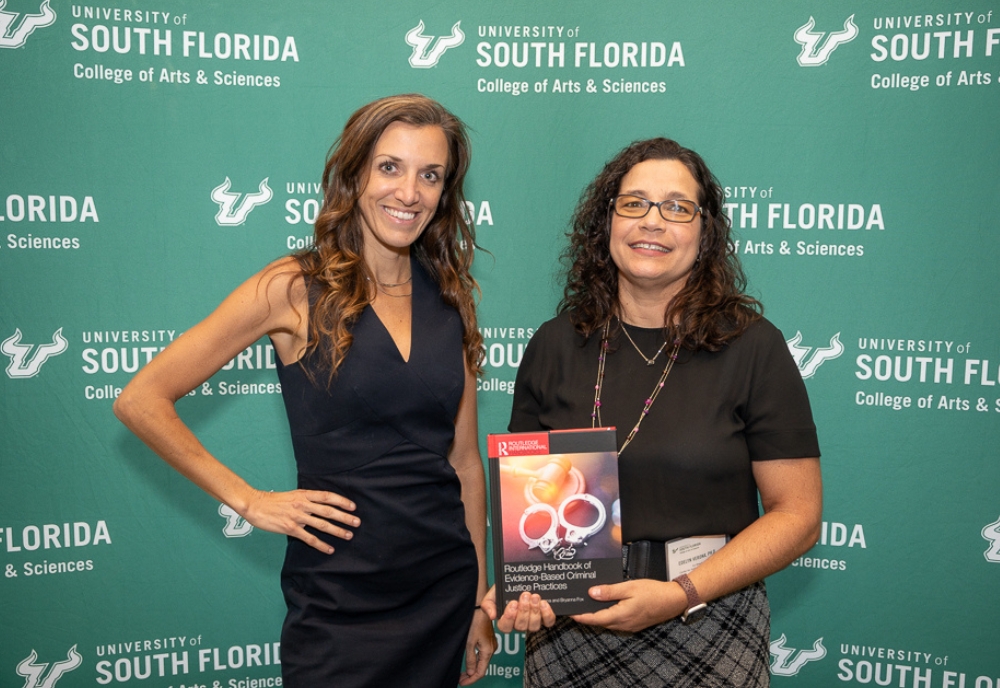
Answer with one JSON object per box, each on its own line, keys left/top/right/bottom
{"left": 115, "top": 94, "right": 495, "bottom": 687}
{"left": 483, "top": 138, "right": 822, "bottom": 687}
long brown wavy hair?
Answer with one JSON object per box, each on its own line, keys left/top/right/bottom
{"left": 294, "top": 94, "right": 482, "bottom": 377}
{"left": 560, "top": 137, "right": 761, "bottom": 351}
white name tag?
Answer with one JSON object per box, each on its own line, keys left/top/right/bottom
{"left": 665, "top": 535, "right": 728, "bottom": 580}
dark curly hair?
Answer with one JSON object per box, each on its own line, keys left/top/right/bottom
{"left": 294, "top": 94, "right": 482, "bottom": 378}
{"left": 560, "top": 137, "right": 761, "bottom": 351}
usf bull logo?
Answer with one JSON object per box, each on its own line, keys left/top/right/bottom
{"left": 983, "top": 516, "right": 1000, "bottom": 563}
{"left": 16, "top": 645, "right": 82, "bottom": 688}
{"left": 405, "top": 20, "right": 464, "bottom": 68}
{"left": 786, "top": 332, "right": 844, "bottom": 379}
{"left": 770, "top": 635, "right": 826, "bottom": 676}
{"left": 2, "top": 328, "right": 68, "bottom": 379}
{"left": 0, "top": 0, "right": 56, "bottom": 49}
{"left": 794, "top": 15, "right": 859, "bottom": 66}
{"left": 219, "top": 503, "right": 254, "bottom": 538}
{"left": 211, "top": 177, "right": 273, "bottom": 226}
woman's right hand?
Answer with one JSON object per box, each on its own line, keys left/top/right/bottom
{"left": 241, "top": 488, "right": 360, "bottom": 554}
{"left": 479, "top": 586, "right": 556, "bottom": 633}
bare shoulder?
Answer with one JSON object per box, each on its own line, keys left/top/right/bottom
{"left": 250, "top": 257, "right": 309, "bottom": 363}
{"left": 186, "top": 257, "right": 309, "bottom": 356}
{"left": 255, "top": 256, "right": 307, "bottom": 304}
{"left": 228, "top": 257, "right": 306, "bottom": 325}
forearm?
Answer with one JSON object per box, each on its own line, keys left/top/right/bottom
{"left": 682, "top": 505, "right": 821, "bottom": 605}
{"left": 114, "top": 389, "right": 256, "bottom": 513}
{"left": 574, "top": 497, "right": 821, "bottom": 632}
{"left": 574, "top": 457, "right": 822, "bottom": 631}
{"left": 115, "top": 383, "right": 358, "bottom": 554}
{"left": 682, "top": 457, "right": 823, "bottom": 605}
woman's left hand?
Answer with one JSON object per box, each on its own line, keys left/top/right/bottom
{"left": 571, "top": 579, "right": 686, "bottom": 633}
{"left": 459, "top": 609, "right": 497, "bottom": 685}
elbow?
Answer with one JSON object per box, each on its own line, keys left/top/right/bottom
{"left": 112, "top": 385, "right": 139, "bottom": 427}
{"left": 802, "top": 518, "right": 822, "bottom": 556}
{"left": 796, "top": 471, "right": 824, "bottom": 557}
{"left": 795, "top": 505, "right": 823, "bottom": 558}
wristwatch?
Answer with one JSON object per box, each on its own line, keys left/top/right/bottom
{"left": 675, "top": 573, "right": 708, "bottom": 624}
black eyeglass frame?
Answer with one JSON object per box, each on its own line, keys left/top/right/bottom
{"left": 609, "top": 195, "right": 703, "bottom": 223}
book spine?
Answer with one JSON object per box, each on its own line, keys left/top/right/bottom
{"left": 487, "top": 452, "right": 507, "bottom": 611}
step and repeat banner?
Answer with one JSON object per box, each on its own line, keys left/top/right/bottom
{"left": 2, "top": 1, "right": 998, "bottom": 686}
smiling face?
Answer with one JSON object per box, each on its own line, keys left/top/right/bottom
{"left": 609, "top": 158, "right": 703, "bottom": 311}
{"left": 357, "top": 121, "right": 449, "bottom": 261}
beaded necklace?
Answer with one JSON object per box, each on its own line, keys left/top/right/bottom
{"left": 591, "top": 320, "right": 681, "bottom": 455}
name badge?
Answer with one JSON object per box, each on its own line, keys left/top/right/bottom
{"left": 665, "top": 535, "right": 728, "bottom": 580}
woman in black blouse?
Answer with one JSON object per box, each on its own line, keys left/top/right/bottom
{"left": 482, "top": 138, "right": 822, "bottom": 687}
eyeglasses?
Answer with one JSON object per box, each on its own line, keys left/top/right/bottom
{"left": 610, "top": 195, "right": 702, "bottom": 223}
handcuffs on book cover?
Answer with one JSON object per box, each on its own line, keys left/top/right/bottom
{"left": 502, "top": 455, "right": 610, "bottom": 561}
{"left": 518, "top": 492, "right": 607, "bottom": 561}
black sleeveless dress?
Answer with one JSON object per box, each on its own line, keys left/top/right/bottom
{"left": 274, "top": 260, "right": 478, "bottom": 687}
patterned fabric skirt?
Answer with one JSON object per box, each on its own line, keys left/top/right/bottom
{"left": 524, "top": 582, "right": 770, "bottom": 688}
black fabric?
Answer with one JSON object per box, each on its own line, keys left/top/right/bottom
{"left": 510, "top": 312, "right": 820, "bottom": 543}
{"left": 623, "top": 540, "right": 668, "bottom": 581}
{"left": 273, "top": 259, "right": 477, "bottom": 688}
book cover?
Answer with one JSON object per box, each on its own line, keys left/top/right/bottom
{"left": 487, "top": 427, "right": 622, "bottom": 616}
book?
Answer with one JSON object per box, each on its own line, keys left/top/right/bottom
{"left": 487, "top": 427, "right": 622, "bottom": 616}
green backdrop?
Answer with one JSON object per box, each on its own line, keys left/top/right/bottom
{"left": 2, "top": 1, "right": 998, "bottom": 686}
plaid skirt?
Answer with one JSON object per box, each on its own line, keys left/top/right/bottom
{"left": 524, "top": 581, "right": 770, "bottom": 688}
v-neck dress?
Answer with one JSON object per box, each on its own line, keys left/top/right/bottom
{"left": 274, "top": 259, "right": 477, "bottom": 688}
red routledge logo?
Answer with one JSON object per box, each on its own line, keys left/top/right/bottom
{"left": 488, "top": 433, "right": 549, "bottom": 458}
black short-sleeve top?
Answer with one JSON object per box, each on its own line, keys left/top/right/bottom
{"left": 508, "top": 312, "right": 820, "bottom": 543}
